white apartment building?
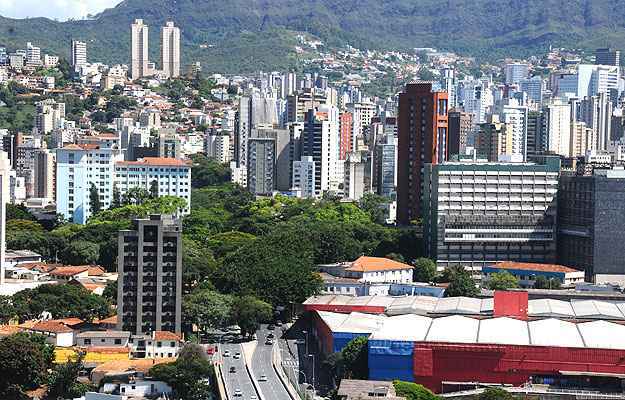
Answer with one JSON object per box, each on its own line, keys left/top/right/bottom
{"left": 348, "top": 101, "right": 377, "bottom": 146}
{"left": 161, "top": 21, "right": 180, "bottom": 78}
{"left": 501, "top": 105, "right": 528, "bottom": 161}
{"left": 26, "top": 42, "right": 41, "bottom": 65}
{"left": 35, "top": 99, "right": 65, "bottom": 135}
{"left": 204, "top": 134, "right": 230, "bottom": 163}
{"left": 543, "top": 99, "right": 572, "bottom": 157}
{"left": 292, "top": 156, "right": 315, "bottom": 198}
{"left": 71, "top": 40, "right": 87, "bottom": 71}
{"left": 131, "top": 19, "right": 149, "bottom": 80}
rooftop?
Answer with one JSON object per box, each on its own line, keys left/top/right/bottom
{"left": 488, "top": 262, "right": 580, "bottom": 274}
{"left": 77, "top": 331, "right": 131, "bottom": 339}
{"left": 153, "top": 331, "right": 182, "bottom": 341}
{"left": 116, "top": 157, "right": 191, "bottom": 167}
{"left": 346, "top": 256, "right": 414, "bottom": 272}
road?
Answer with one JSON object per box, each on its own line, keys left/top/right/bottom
{"left": 220, "top": 341, "right": 259, "bottom": 400}
{"left": 251, "top": 325, "right": 293, "bottom": 400}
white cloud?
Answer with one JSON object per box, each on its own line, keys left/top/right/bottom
{"left": 0, "top": 0, "right": 123, "bottom": 20}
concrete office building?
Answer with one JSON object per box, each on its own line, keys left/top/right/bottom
{"left": 247, "top": 137, "right": 276, "bottom": 195}
{"left": 344, "top": 151, "right": 368, "bottom": 201}
{"left": 519, "top": 76, "right": 543, "bottom": 104}
{"left": 525, "top": 111, "right": 544, "bottom": 158}
{"left": 161, "top": 21, "right": 180, "bottom": 78}
{"left": 71, "top": 40, "right": 87, "bottom": 72}
{"left": 448, "top": 110, "right": 473, "bottom": 158}
{"left": 558, "top": 167, "right": 625, "bottom": 284}
{"left": 252, "top": 127, "right": 291, "bottom": 191}
{"left": 579, "top": 93, "right": 612, "bottom": 151}
{"left": 0, "top": 152, "right": 9, "bottom": 285}
{"left": 131, "top": 19, "right": 149, "bottom": 80}
{"left": 595, "top": 48, "right": 620, "bottom": 66}
{"left": 475, "top": 116, "right": 509, "bottom": 162}
{"left": 117, "top": 215, "right": 182, "bottom": 334}
{"left": 376, "top": 134, "right": 397, "bottom": 198}
{"left": 397, "top": 82, "right": 449, "bottom": 225}
{"left": 500, "top": 105, "right": 528, "bottom": 161}
{"left": 422, "top": 157, "right": 560, "bottom": 270}
{"left": 505, "top": 63, "right": 529, "bottom": 85}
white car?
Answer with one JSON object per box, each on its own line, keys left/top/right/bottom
{"left": 223, "top": 350, "right": 231, "bottom": 357}
{"left": 250, "top": 396, "right": 258, "bottom": 400}
{"left": 233, "top": 389, "right": 242, "bottom": 397}
{"left": 234, "top": 352, "right": 241, "bottom": 359}
{"left": 259, "top": 374, "right": 268, "bottom": 382}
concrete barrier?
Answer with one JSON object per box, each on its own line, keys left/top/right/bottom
{"left": 240, "top": 341, "right": 264, "bottom": 400}
{"left": 272, "top": 341, "right": 300, "bottom": 400}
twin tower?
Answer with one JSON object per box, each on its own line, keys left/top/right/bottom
{"left": 131, "top": 19, "right": 180, "bottom": 80}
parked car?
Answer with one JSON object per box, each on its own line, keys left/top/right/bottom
{"left": 267, "top": 324, "right": 275, "bottom": 330}
{"left": 259, "top": 374, "right": 268, "bottom": 382}
{"left": 234, "top": 389, "right": 242, "bottom": 397}
{"left": 265, "top": 338, "right": 274, "bottom": 345}
{"left": 223, "top": 350, "right": 231, "bottom": 357}
{"left": 230, "top": 366, "right": 236, "bottom": 373}
{"left": 234, "top": 352, "right": 241, "bottom": 359}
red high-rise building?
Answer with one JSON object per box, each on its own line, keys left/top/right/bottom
{"left": 339, "top": 112, "right": 353, "bottom": 160}
{"left": 397, "top": 82, "right": 448, "bottom": 225}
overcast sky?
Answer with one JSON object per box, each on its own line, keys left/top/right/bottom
{"left": 0, "top": 0, "right": 123, "bottom": 20}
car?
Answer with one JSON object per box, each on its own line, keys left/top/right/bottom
{"left": 250, "top": 396, "right": 258, "bottom": 400}
{"left": 223, "top": 350, "right": 231, "bottom": 357}
{"left": 252, "top": 334, "right": 258, "bottom": 340}
{"left": 229, "top": 366, "right": 236, "bottom": 373}
{"left": 259, "top": 374, "right": 268, "bottom": 382}
{"left": 276, "top": 321, "right": 283, "bottom": 327}
{"left": 233, "top": 389, "right": 242, "bottom": 397}
{"left": 233, "top": 352, "right": 241, "bottom": 359}
{"left": 265, "top": 338, "right": 273, "bottom": 345}
{"left": 295, "top": 339, "right": 305, "bottom": 345}
{"left": 267, "top": 324, "right": 275, "bottom": 330}
{"left": 267, "top": 333, "right": 275, "bottom": 339}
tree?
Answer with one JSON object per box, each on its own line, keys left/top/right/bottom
{"left": 533, "top": 275, "right": 562, "bottom": 290}
{"left": 485, "top": 271, "right": 519, "bottom": 291}
{"left": 190, "top": 153, "right": 231, "bottom": 188}
{"left": 232, "top": 296, "right": 272, "bottom": 338}
{"left": 110, "top": 185, "right": 122, "bottom": 209}
{"left": 414, "top": 258, "right": 438, "bottom": 283}
{"left": 182, "top": 237, "right": 217, "bottom": 291}
{"left": 122, "top": 187, "right": 152, "bottom": 206}
{"left": 149, "top": 344, "right": 213, "bottom": 400}
{"left": 443, "top": 266, "right": 479, "bottom": 297}
{"left": 183, "top": 289, "right": 233, "bottom": 336}
{"left": 0, "top": 296, "right": 16, "bottom": 324}
{"left": 0, "top": 333, "right": 53, "bottom": 396}
{"left": 476, "top": 387, "right": 514, "bottom": 400}
{"left": 6, "top": 204, "right": 36, "bottom": 221}
{"left": 60, "top": 240, "right": 100, "bottom": 265}
{"left": 393, "top": 380, "right": 440, "bottom": 400}
{"left": 102, "top": 280, "right": 117, "bottom": 304}
{"left": 46, "top": 351, "right": 94, "bottom": 399}
{"left": 150, "top": 180, "right": 159, "bottom": 199}
{"left": 89, "top": 183, "right": 101, "bottom": 215}
{"left": 341, "top": 336, "right": 368, "bottom": 379}
{"left": 359, "top": 193, "right": 389, "bottom": 224}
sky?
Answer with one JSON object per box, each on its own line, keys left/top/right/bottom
{"left": 0, "top": 0, "right": 123, "bottom": 20}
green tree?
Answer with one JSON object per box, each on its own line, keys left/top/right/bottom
{"left": 183, "top": 289, "right": 233, "bottom": 336}
{"left": 533, "top": 275, "right": 562, "bottom": 289}
{"left": 149, "top": 344, "right": 213, "bottom": 400}
{"left": 110, "top": 185, "right": 122, "bottom": 209}
{"left": 102, "top": 280, "right": 117, "bottom": 304}
{"left": 485, "top": 271, "right": 520, "bottom": 291}
{"left": 443, "top": 266, "right": 479, "bottom": 297}
{"left": 0, "top": 333, "right": 54, "bottom": 396}
{"left": 0, "top": 296, "right": 16, "bottom": 324}
{"left": 393, "top": 380, "right": 440, "bottom": 400}
{"left": 341, "top": 336, "right": 368, "bottom": 379}
{"left": 60, "top": 240, "right": 100, "bottom": 265}
{"left": 122, "top": 187, "right": 152, "bottom": 206}
{"left": 232, "top": 296, "right": 272, "bottom": 338}
{"left": 358, "top": 193, "right": 389, "bottom": 224}
{"left": 6, "top": 204, "right": 36, "bottom": 221}
{"left": 414, "top": 258, "right": 438, "bottom": 283}
{"left": 182, "top": 237, "right": 217, "bottom": 291}
{"left": 476, "top": 387, "right": 514, "bottom": 400}
{"left": 150, "top": 180, "right": 159, "bottom": 198}
{"left": 89, "top": 183, "right": 101, "bottom": 215}
{"left": 46, "top": 351, "right": 94, "bottom": 399}
{"left": 190, "top": 153, "right": 231, "bottom": 188}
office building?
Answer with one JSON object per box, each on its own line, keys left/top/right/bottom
{"left": 579, "top": 93, "right": 612, "bottom": 151}
{"left": 131, "top": 19, "right": 149, "bottom": 80}
{"left": 139, "top": 109, "right": 161, "bottom": 129}
{"left": 558, "top": 167, "right": 625, "bottom": 284}
{"left": 520, "top": 76, "right": 543, "bottom": 104}
{"left": 204, "top": 134, "right": 230, "bottom": 164}
{"left": 247, "top": 137, "right": 276, "bottom": 195}
{"left": 576, "top": 64, "right": 620, "bottom": 98}
{"left": 33, "top": 149, "right": 55, "bottom": 201}
{"left": 71, "top": 40, "right": 87, "bottom": 71}
{"left": 448, "top": 110, "right": 473, "bottom": 158}
{"left": 505, "top": 63, "right": 530, "bottom": 85}
{"left": 543, "top": 99, "right": 572, "bottom": 157}
{"left": 252, "top": 127, "right": 291, "bottom": 191}
{"left": 595, "top": 48, "right": 620, "bottom": 66}
{"left": 525, "top": 111, "right": 544, "bottom": 158}
{"left": 396, "top": 82, "right": 449, "bottom": 225}
{"left": 0, "top": 152, "right": 10, "bottom": 285}
{"left": 475, "top": 116, "right": 508, "bottom": 162}
{"left": 422, "top": 157, "right": 560, "bottom": 269}
{"left": 344, "top": 151, "right": 370, "bottom": 201}
{"left": 348, "top": 101, "right": 377, "bottom": 145}
{"left": 161, "top": 21, "right": 180, "bottom": 79}
{"left": 570, "top": 121, "right": 594, "bottom": 157}
{"left": 156, "top": 129, "right": 180, "bottom": 158}
{"left": 292, "top": 156, "right": 315, "bottom": 198}
{"left": 376, "top": 134, "right": 397, "bottom": 198}
{"left": 286, "top": 88, "right": 328, "bottom": 123}
{"left": 117, "top": 215, "right": 182, "bottom": 334}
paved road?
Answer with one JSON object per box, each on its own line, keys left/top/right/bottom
{"left": 221, "top": 341, "right": 259, "bottom": 400}
{"left": 251, "top": 325, "right": 293, "bottom": 400}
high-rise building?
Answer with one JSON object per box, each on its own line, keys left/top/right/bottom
{"left": 292, "top": 156, "right": 315, "bottom": 198}
{"left": 25, "top": 42, "right": 41, "bottom": 65}
{"left": 33, "top": 149, "right": 55, "bottom": 200}
{"left": 519, "top": 76, "right": 543, "bottom": 104}
{"left": 131, "top": 19, "right": 149, "bottom": 80}
{"left": 376, "top": 134, "right": 397, "bottom": 199}
{"left": 339, "top": 112, "right": 353, "bottom": 160}
{"left": 576, "top": 64, "right": 620, "bottom": 99}
{"left": 71, "top": 40, "right": 87, "bottom": 71}
{"left": 286, "top": 88, "right": 328, "bottom": 123}
{"left": 0, "top": 151, "right": 10, "bottom": 285}
{"left": 204, "top": 134, "right": 230, "bottom": 164}
{"left": 505, "top": 63, "right": 530, "bottom": 85}
{"left": 117, "top": 215, "right": 182, "bottom": 334}
{"left": 344, "top": 151, "right": 369, "bottom": 201}
{"left": 448, "top": 110, "right": 473, "bottom": 158}
{"left": 475, "top": 116, "right": 508, "bottom": 162}
{"left": 397, "top": 82, "right": 448, "bottom": 225}
{"left": 595, "top": 48, "right": 621, "bottom": 66}
{"left": 161, "top": 21, "right": 180, "bottom": 79}
{"left": 579, "top": 93, "right": 612, "bottom": 151}
{"left": 500, "top": 105, "right": 528, "bottom": 161}
{"left": 252, "top": 127, "right": 291, "bottom": 191}
{"left": 525, "top": 111, "right": 544, "bottom": 158}
{"left": 348, "top": 101, "right": 377, "bottom": 146}
{"left": 35, "top": 99, "right": 65, "bottom": 135}
{"left": 247, "top": 137, "right": 276, "bottom": 195}
{"left": 423, "top": 156, "right": 560, "bottom": 269}
{"left": 543, "top": 99, "right": 572, "bottom": 157}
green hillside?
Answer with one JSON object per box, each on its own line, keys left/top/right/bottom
{"left": 1, "top": 0, "right": 624, "bottom": 73}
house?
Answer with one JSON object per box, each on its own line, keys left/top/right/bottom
{"left": 91, "top": 358, "right": 176, "bottom": 385}
{"left": 337, "top": 379, "right": 406, "bottom": 400}
{"left": 4, "top": 250, "right": 43, "bottom": 267}
{"left": 21, "top": 318, "right": 82, "bottom": 347}
{"left": 69, "top": 278, "right": 107, "bottom": 295}
{"left": 482, "top": 262, "right": 586, "bottom": 288}
{"left": 19, "top": 262, "right": 61, "bottom": 274}
{"left": 129, "top": 331, "right": 183, "bottom": 359}
{"left": 76, "top": 331, "right": 131, "bottom": 347}
{"left": 319, "top": 256, "right": 414, "bottom": 285}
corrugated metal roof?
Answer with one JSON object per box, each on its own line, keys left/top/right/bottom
{"left": 370, "top": 314, "right": 433, "bottom": 341}
{"left": 478, "top": 317, "right": 530, "bottom": 346}
{"left": 528, "top": 299, "right": 575, "bottom": 318}
{"left": 577, "top": 320, "right": 625, "bottom": 350}
{"left": 337, "top": 312, "right": 385, "bottom": 333}
{"left": 386, "top": 296, "right": 439, "bottom": 316}
{"left": 528, "top": 319, "right": 584, "bottom": 348}
{"left": 571, "top": 300, "right": 624, "bottom": 320}
{"left": 317, "top": 311, "right": 350, "bottom": 331}
{"left": 434, "top": 297, "right": 483, "bottom": 315}
{"left": 426, "top": 315, "right": 479, "bottom": 343}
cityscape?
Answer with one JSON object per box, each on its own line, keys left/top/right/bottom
{"left": 2, "top": 2, "right": 625, "bottom": 400}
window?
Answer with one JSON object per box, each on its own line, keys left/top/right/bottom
{"left": 115, "top": 339, "right": 122, "bottom": 345}
{"left": 157, "top": 341, "right": 162, "bottom": 347}
{"left": 84, "top": 339, "right": 91, "bottom": 345}
{"left": 170, "top": 341, "right": 175, "bottom": 347}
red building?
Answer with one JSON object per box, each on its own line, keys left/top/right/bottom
{"left": 397, "top": 82, "right": 448, "bottom": 225}
{"left": 339, "top": 112, "right": 353, "bottom": 160}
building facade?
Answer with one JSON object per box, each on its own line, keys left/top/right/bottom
{"left": 160, "top": 21, "right": 180, "bottom": 79}
{"left": 117, "top": 215, "right": 183, "bottom": 335}
{"left": 131, "top": 19, "right": 149, "bottom": 80}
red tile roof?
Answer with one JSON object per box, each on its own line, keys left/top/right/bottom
{"left": 50, "top": 266, "right": 89, "bottom": 277}
{"left": 19, "top": 262, "right": 61, "bottom": 273}
{"left": 490, "top": 261, "right": 581, "bottom": 274}
{"left": 29, "top": 320, "right": 74, "bottom": 334}
{"left": 88, "top": 266, "right": 106, "bottom": 276}
{"left": 346, "top": 256, "right": 414, "bottom": 272}
{"left": 153, "top": 331, "right": 182, "bottom": 341}
{"left": 95, "top": 315, "right": 118, "bottom": 325}
{"left": 117, "top": 157, "right": 191, "bottom": 167}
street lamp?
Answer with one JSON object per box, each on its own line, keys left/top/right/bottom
{"left": 302, "top": 330, "right": 309, "bottom": 356}
{"left": 308, "top": 353, "right": 316, "bottom": 396}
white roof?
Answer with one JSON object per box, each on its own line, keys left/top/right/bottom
{"left": 571, "top": 300, "right": 624, "bottom": 320}
{"left": 478, "top": 317, "right": 530, "bottom": 345}
{"left": 426, "top": 315, "right": 479, "bottom": 343}
{"left": 386, "top": 296, "right": 439, "bottom": 316}
{"left": 337, "top": 312, "right": 385, "bottom": 334}
{"left": 370, "top": 314, "right": 432, "bottom": 341}
{"left": 577, "top": 320, "right": 625, "bottom": 350}
{"left": 316, "top": 311, "right": 350, "bottom": 331}
{"left": 528, "top": 319, "right": 584, "bottom": 347}
{"left": 433, "top": 297, "right": 483, "bottom": 315}
{"left": 528, "top": 299, "right": 575, "bottom": 318}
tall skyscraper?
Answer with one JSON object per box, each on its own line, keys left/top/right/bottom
{"left": 71, "top": 40, "right": 87, "bottom": 71}
{"left": 0, "top": 152, "right": 9, "bottom": 285}
{"left": 33, "top": 149, "right": 55, "bottom": 201}
{"left": 161, "top": 21, "right": 180, "bottom": 78}
{"left": 397, "top": 82, "right": 448, "bottom": 225}
{"left": 247, "top": 137, "right": 276, "bottom": 195}
{"left": 448, "top": 110, "right": 473, "bottom": 158}
{"left": 543, "top": 99, "right": 572, "bottom": 157}
{"left": 505, "top": 63, "right": 529, "bottom": 85}
{"left": 117, "top": 215, "right": 182, "bottom": 334}
{"left": 131, "top": 19, "right": 149, "bottom": 80}
{"left": 595, "top": 48, "right": 621, "bottom": 66}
